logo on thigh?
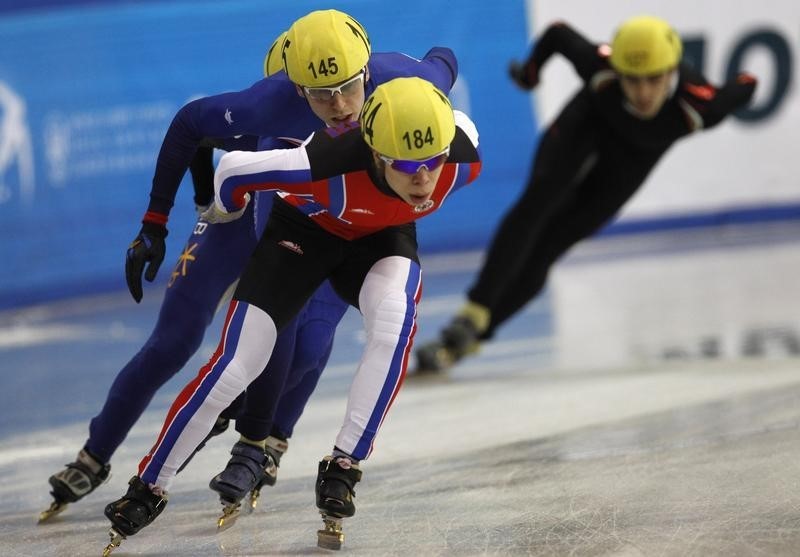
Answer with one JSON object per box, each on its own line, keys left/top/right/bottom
{"left": 278, "top": 240, "right": 304, "bottom": 255}
{"left": 168, "top": 242, "right": 199, "bottom": 287}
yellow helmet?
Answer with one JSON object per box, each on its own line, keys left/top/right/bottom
{"left": 282, "top": 9, "right": 370, "bottom": 87}
{"left": 263, "top": 31, "right": 287, "bottom": 77}
{"left": 359, "top": 77, "right": 455, "bottom": 160}
{"left": 609, "top": 15, "right": 682, "bottom": 76}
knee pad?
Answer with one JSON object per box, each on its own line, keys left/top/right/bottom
{"left": 358, "top": 257, "right": 420, "bottom": 346}
{"left": 361, "top": 289, "right": 416, "bottom": 346}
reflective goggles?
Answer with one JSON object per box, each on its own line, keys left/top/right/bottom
{"left": 303, "top": 70, "right": 365, "bottom": 101}
{"left": 379, "top": 148, "right": 450, "bottom": 174}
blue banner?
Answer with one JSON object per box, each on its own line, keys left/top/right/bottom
{"left": 0, "top": 1, "right": 535, "bottom": 307}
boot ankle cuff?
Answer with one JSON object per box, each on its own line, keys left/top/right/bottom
{"left": 265, "top": 435, "right": 289, "bottom": 453}
{"left": 78, "top": 448, "right": 106, "bottom": 475}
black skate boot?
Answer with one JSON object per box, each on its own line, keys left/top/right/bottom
{"left": 315, "top": 455, "right": 362, "bottom": 550}
{"left": 176, "top": 416, "right": 229, "bottom": 474}
{"left": 39, "top": 448, "right": 111, "bottom": 523}
{"left": 416, "top": 301, "right": 490, "bottom": 374}
{"left": 416, "top": 315, "right": 481, "bottom": 373}
{"left": 209, "top": 440, "right": 273, "bottom": 528}
{"left": 102, "top": 475, "right": 167, "bottom": 556}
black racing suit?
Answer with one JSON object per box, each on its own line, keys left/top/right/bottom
{"left": 468, "top": 22, "right": 757, "bottom": 339}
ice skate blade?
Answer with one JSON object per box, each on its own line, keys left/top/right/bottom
{"left": 38, "top": 500, "right": 68, "bottom": 523}
{"left": 249, "top": 488, "right": 261, "bottom": 510}
{"left": 102, "top": 527, "right": 125, "bottom": 556}
{"left": 216, "top": 502, "right": 241, "bottom": 530}
{"left": 317, "top": 514, "right": 344, "bottom": 550}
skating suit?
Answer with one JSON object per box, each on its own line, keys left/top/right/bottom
{"left": 138, "top": 112, "right": 482, "bottom": 490}
{"left": 467, "top": 22, "right": 757, "bottom": 338}
{"left": 86, "top": 49, "right": 458, "bottom": 463}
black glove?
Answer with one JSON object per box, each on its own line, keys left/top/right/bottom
{"left": 125, "top": 221, "right": 168, "bottom": 303}
{"left": 509, "top": 60, "right": 539, "bottom": 90}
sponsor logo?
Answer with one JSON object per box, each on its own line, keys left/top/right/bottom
{"left": 413, "top": 199, "right": 435, "bottom": 213}
{"left": 278, "top": 240, "right": 304, "bottom": 255}
{"left": 224, "top": 108, "right": 234, "bottom": 125}
{"left": 349, "top": 207, "right": 375, "bottom": 215}
{"left": 168, "top": 242, "right": 199, "bottom": 287}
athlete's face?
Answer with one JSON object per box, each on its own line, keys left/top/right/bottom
{"left": 619, "top": 69, "right": 674, "bottom": 119}
{"left": 373, "top": 150, "right": 447, "bottom": 207}
{"left": 297, "top": 68, "right": 370, "bottom": 127}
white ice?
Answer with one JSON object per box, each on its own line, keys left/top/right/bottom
{"left": 2, "top": 223, "right": 800, "bottom": 556}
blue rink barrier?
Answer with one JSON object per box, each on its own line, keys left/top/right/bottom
{"left": 1, "top": 1, "right": 796, "bottom": 309}
{"left": 0, "top": 0, "right": 534, "bottom": 308}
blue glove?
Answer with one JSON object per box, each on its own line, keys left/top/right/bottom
{"left": 125, "top": 221, "right": 168, "bottom": 303}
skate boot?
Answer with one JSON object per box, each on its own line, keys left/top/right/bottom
{"left": 315, "top": 455, "right": 362, "bottom": 550}
{"left": 234, "top": 435, "right": 288, "bottom": 512}
{"left": 176, "top": 416, "right": 229, "bottom": 474}
{"left": 209, "top": 440, "right": 274, "bottom": 529}
{"left": 416, "top": 316, "right": 481, "bottom": 372}
{"left": 39, "top": 448, "right": 111, "bottom": 523}
{"left": 102, "top": 475, "right": 167, "bottom": 556}
{"left": 416, "top": 302, "right": 489, "bottom": 373}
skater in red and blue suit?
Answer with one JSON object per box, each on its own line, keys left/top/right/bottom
{"left": 102, "top": 74, "right": 481, "bottom": 553}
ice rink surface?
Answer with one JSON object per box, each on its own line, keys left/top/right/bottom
{"left": 2, "top": 222, "right": 800, "bottom": 556}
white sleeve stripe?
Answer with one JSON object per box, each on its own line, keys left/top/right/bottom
{"left": 453, "top": 109, "right": 479, "bottom": 148}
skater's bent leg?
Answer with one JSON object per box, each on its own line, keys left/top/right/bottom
{"left": 334, "top": 257, "right": 421, "bottom": 461}
{"left": 86, "top": 290, "right": 214, "bottom": 463}
{"left": 232, "top": 315, "right": 300, "bottom": 441}
{"left": 138, "top": 301, "right": 277, "bottom": 491}
{"left": 86, "top": 215, "right": 256, "bottom": 464}
{"left": 272, "top": 342, "right": 331, "bottom": 439}
{"left": 468, "top": 110, "right": 598, "bottom": 312}
{"left": 273, "top": 281, "right": 348, "bottom": 438}
{"left": 484, "top": 161, "right": 654, "bottom": 337}
{"left": 479, "top": 198, "right": 583, "bottom": 337}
